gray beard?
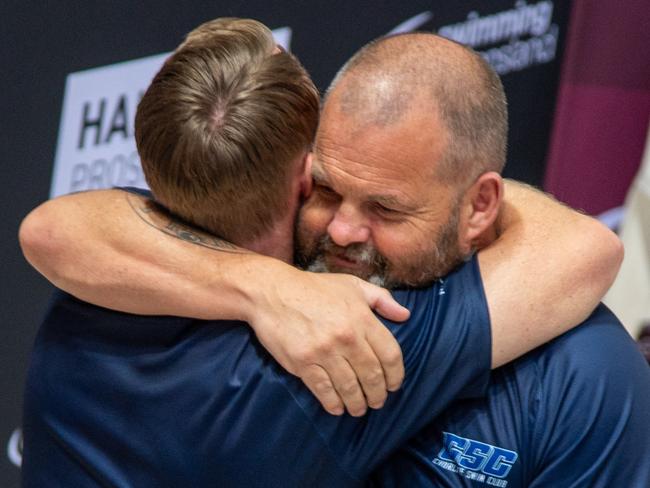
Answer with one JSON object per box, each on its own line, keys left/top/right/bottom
{"left": 305, "top": 253, "right": 389, "bottom": 287}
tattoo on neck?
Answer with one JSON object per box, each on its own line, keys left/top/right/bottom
{"left": 125, "top": 192, "right": 245, "bottom": 253}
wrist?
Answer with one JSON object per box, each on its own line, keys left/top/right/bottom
{"left": 232, "top": 254, "right": 297, "bottom": 327}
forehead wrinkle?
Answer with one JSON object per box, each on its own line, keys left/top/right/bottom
{"left": 317, "top": 136, "right": 408, "bottom": 183}
{"left": 320, "top": 153, "right": 402, "bottom": 193}
{"left": 321, "top": 159, "right": 421, "bottom": 213}
{"left": 316, "top": 152, "right": 427, "bottom": 213}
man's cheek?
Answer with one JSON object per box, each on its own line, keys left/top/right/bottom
{"left": 296, "top": 210, "right": 325, "bottom": 254}
{"left": 301, "top": 205, "right": 333, "bottom": 236}
{"left": 371, "top": 231, "right": 405, "bottom": 265}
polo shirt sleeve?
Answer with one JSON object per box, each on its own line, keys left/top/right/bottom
{"left": 279, "top": 254, "right": 492, "bottom": 481}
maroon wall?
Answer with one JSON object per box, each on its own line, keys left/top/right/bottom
{"left": 544, "top": 0, "right": 650, "bottom": 215}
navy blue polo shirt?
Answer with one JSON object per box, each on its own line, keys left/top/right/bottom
{"left": 371, "top": 305, "right": 650, "bottom": 487}
{"left": 22, "top": 254, "right": 491, "bottom": 487}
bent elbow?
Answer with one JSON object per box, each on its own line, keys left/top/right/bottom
{"left": 605, "top": 229, "right": 624, "bottom": 288}
{"left": 587, "top": 221, "right": 624, "bottom": 297}
{"left": 18, "top": 203, "right": 65, "bottom": 283}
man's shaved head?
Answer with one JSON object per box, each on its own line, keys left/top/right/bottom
{"left": 326, "top": 33, "right": 508, "bottom": 186}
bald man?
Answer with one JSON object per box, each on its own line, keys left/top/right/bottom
{"left": 299, "top": 34, "right": 650, "bottom": 485}
{"left": 21, "top": 28, "right": 649, "bottom": 487}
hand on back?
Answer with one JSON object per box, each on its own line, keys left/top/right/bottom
{"left": 247, "top": 269, "right": 409, "bottom": 416}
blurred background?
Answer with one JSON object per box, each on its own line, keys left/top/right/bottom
{"left": 1, "top": 1, "right": 648, "bottom": 485}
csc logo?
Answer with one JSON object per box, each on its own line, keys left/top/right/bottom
{"left": 437, "top": 432, "right": 518, "bottom": 478}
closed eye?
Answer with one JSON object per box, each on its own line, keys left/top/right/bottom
{"left": 370, "top": 201, "right": 404, "bottom": 219}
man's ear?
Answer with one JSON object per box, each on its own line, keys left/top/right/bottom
{"left": 459, "top": 172, "right": 503, "bottom": 251}
{"left": 299, "top": 152, "right": 313, "bottom": 198}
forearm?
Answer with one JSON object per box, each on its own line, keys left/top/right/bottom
{"left": 480, "top": 180, "right": 623, "bottom": 367}
{"left": 19, "top": 189, "right": 270, "bottom": 321}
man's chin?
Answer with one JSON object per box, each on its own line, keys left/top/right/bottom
{"left": 305, "top": 257, "right": 364, "bottom": 278}
{"left": 306, "top": 256, "right": 388, "bottom": 287}
{"left": 305, "top": 258, "right": 329, "bottom": 274}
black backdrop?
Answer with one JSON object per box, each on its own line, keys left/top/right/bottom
{"left": 1, "top": 1, "right": 570, "bottom": 485}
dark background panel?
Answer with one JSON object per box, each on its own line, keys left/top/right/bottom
{"left": 1, "top": 1, "right": 570, "bottom": 485}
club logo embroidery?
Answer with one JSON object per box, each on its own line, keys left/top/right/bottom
{"left": 433, "top": 432, "right": 518, "bottom": 487}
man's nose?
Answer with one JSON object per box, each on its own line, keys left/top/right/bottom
{"left": 327, "top": 203, "right": 370, "bottom": 247}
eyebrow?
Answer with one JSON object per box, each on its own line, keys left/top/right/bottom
{"left": 367, "top": 194, "right": 415, "bottom": 212}
{"left": 367, "top": 195, "right": 408, "bottom": 210}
